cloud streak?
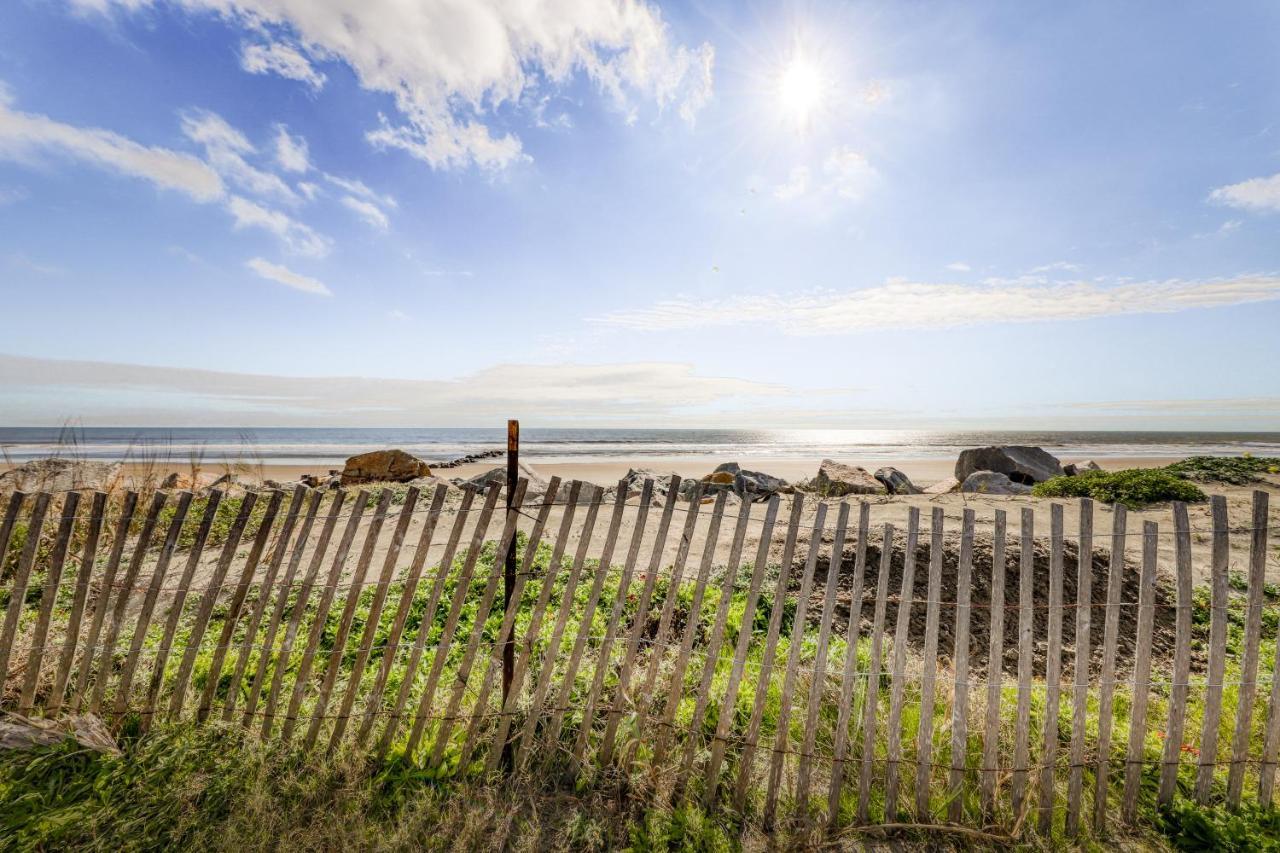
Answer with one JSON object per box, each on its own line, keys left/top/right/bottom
{"left": 592, "top": 273, "right": 1280, "bottom": 334}
{"left": 246, "top": 257, "right": 331, "bottom": 295}
{"left": 1210, "top": 172, "right": 1280, "bottom": 213}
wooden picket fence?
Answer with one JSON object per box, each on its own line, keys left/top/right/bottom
{"left": 0, "top": 475, "right": 1277, "bottom": 838}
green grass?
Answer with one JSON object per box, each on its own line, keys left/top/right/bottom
{"left": 1032, "top": 468, "right": 1208, "bottom": 508}
{"left": 1164, "top": 455, "right": 1280, "bottom": 486}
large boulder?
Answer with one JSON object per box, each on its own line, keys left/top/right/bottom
{"left": 954, "top": 446, "right": 1063, "bottom": 486}
{"left": 874, "top": 466, "right": 918, "bottom": 495}
{"left": 340, "top": 449, "right": 432, "bottom": 485}
{"left": 960, "top": 471, "right": 1031, "bottom": 496}
{"left": 704, "top": 461, "right": 789, "bottom": 501}
{"left": 461, "top": 461, "right": 551, "bottom": 500}
{"left": 811, "top": 459, "right": 885, "bottom": 496}
{"left": 0, "top": 458, "right": 122, "bottom": 492}
{"left": 923, "top": 476, "right": 960, "bottom": 495}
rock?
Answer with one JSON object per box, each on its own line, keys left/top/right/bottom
{"left": 160, "top": 471, "right": 181, "bottom": 489}
{"left": 340, "top": 449, "right": 432, "bottom": 485}
{"left": 0, "top": 713, "right": 120, "bottom": 755}
{"left": 874, "top": 467, "right": 918, "bottom": 495}
{"left": 923, "top": 477, "right": 960, "bottom": 495}
{"left": 429, "top": 449, "right": 504, "bottom": 470}
{"left": 954, "top": 446, "right": 1063, "bottom": 485}
{"left": 1064, "top": 460, "right": 1103, "bottom": 476}
{"left": 959, "top": 470, "right": 1032, "bottom": 496}
{"left": 463, "top": 462, "right": 551, "bottom": 499}
{"left": 705, "top": 470, "right": 737, "bottom": 486}
{"left": 811, "top": 459, "right": 886, "bottom": 496}
{"left": 0, "top": 458, "right": 123, "bottom": 493}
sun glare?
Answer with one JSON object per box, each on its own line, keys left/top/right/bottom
{"left": 777, "top": 54, "right": 825, "bottom": 127}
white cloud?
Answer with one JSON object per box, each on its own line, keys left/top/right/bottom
{"left": 340, "top": 195, "right": 389, "bottom": 230}
{"left": 0, "top": 186, "right": 27, "bottom": 205}
{"left": 240, "top": 41, "right": 326, "bottom": 91}
{"left": 296, "top": 181, "right": 320, "bottom": 200}
{"left": 323, "top": 173, "right": 395, "bottom": 208}
{"left": 273, "top": 125, "right": 310, "bottom": 173}
{"left": 181, "top": 109, "right": 299, "bottom": 204}
{"left": 1209, "top": 172, "right": 1280, "bottom": 212}
{"left": 773, "top": 166, "right": 809, "bottom": 201}
{"left": 6, "top": 252, "right": 64, "bottom": 276}
{"left": 246, "top": 257, "right": 331, "bottom": 295}
{"left": 82, "top": 0, "right": 715, "bottom": 171}
{"left": 823, "top": 147, "right": 875, "bottom": 200}
{"left": 1029, "top": 261, "right": 1081, "bottom": 274}
{"left": 0, "top": 97, "right": 222, "bottom": 202}
{"left": 227, "top": 195, "right": 331, "bottom": 256}
{"left": 592, "top": 273, "right": 1280, "bottom": 335}
{"left": 945, "top": 262, "right": 971, "bottom": 272}
{"left": 387, "top": 308, "right": 411, "bottom": 321}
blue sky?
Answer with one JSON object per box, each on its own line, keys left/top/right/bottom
{"left": 1, "top": 0, "right": 1279, "bottom": 427}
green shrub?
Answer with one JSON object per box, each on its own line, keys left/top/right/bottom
{"left": 1032, "top": 468, "right": 1206, "bottom": 508}
{"left": 1163, "top": 454, "right": 1278, "bottom": 485}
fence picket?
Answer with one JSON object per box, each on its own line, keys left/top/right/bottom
{"left": 1092, "top": 504, "right": 1127, "bottom": 831}
{"left": 857, "top": 521, "right": 896, "bottom": 823}
{"left": 705, "top": 495, "right": 780, "bottom": 805}
{"left": 981, "top": 510, "right": 1007, "bottom": 817}
{"left": 1227, "top": 491, "right": 1270, "bottom": 805}
{"left": 733, "top": 496, "right": 806, "bottom": 812}
{"left": 18, "top": 492, "right": 80, "bottom": 714}
{"left": 49, "top": 491, "right": 107, "bottom": 713}
{"left": 764, "top": 503, "right": 829, "bottom": 828}
{"left": 1257, "top": 496, "right": 1280, "bottom": 803}
{"left": 1011, "top": 508, "right": 1035, "bottom": 820}
{"left": 113, "top": 491, "right": 193, "bottom": 715}
{"left": 1065, "top": 498, "right": 1094, "bottom": 836}
{"left": 885, "top": 507, "right": 921, "bottom": 815}
{"left": 1158, "top": 502, "right": 1195, "bottom": 805}
{"left": 825, "top": 501, "right": 871, "bottom": 828}
{"left": 141, "top": 490, "right": 222, "bottom": 726}
{"left": 913, "top": 506, "right": 947, "bottom": 820}
{"left": 1122, "top": 521, "right": 1159, "bottom": 822}
{"left": 1195, "top": 496, "right": 1231, "bottom": 802}
{"left": 0, "top": 491, "right": 24, "bottom": 572}
{"left": 0, "top": 491, "right": 36, "bottom": 688}
{"left": 1037, "top": 503, "right": 1066, "bottom": 832}
{"left": 355, "top": 485, "right": 447, "bottom": 747}
{"left": 947, "top": 507, "right": 975, "bottom": 823}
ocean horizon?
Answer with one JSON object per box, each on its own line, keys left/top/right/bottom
{"left": 2, "top": 427, "right": 1278, "bottom": 468}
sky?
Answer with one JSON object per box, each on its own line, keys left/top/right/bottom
{"left": 1, "top": 0, "right": 1279, "bottom": 429}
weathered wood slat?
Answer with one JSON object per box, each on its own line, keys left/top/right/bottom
{"left": 372, "top": 484, "right": 479, "bottom": 754}
{"left": 221, "top": 486, "right": 309, "bottom": 723}
{"left": 764, "top": 502, "right": 828, "bottom": 828}
{"left": 570, "top": 478, "right": 656, "bottom": 772}
{"left": 113, "top": 491, "right": 194, "bottom": 715}
{"left": 73, "top": 492, "right": 139, "bottom": 712}
{"left": 647, "top": 491, "right": 727, "bottom": 772}
{"left": 513, "top": 485, "right": 600, "bottom": 769}
{"left": 1036, "top": 503, "right": 1066, "bottom": 833}
{"left": 733, "top": 495, "right": 806, "bottom": 812}
{"left": 947, "top": 507, "right": 976, "bottom": 824}
{"left": 981, "top": 510, "right": 1007, "bottom": 817}
{"left": 426, "top": 480, "right": 532, "bottom": 767}
{"left": 265, "top": 491, "right": 346, "bottom": 738}
{"left": 596, "top": 483, "right": 681, "bottom": 766}
{"left": 354, "top": 485, "right": 447, "bottom": 747}
{"left": 1011, "top": 508, "right": 1035, "bottom": 819}
{"left": 1257, "top": 498, "right": 1280, "bottom": 804}
{"left": 196, "top": 490, "right": 288, "bottom": 724}
{"left": 140, "top": 490, "right": 223, "bottom": 727}
{"left": 299, "top": 488, "right": 389, "bottom": 746}
{"left": 327, "top": 488, "right": 421, "bottom": 749}
{"left": 1092, "top": 504, "right": 1127, "bottom": 831}
{"left": 482, "top": 481, "right": 581, "bottom": 769}
{"left": 0, "top": 492, "right": 44, "bottom": 698}
{"left": 1195, "top": 495, "right": 1231, "bottom": 802}
{"left": 914, "top": 507, "right": 946, "bottom": 820}
{"left": 878, "top": 507, "right": 917, "bottom": 814}
{"left": 1122, "top": 521, "right": 1159, "bottom": 822}
{"left": 1227, "top": 490, "right": 1270, "bottom": 805}
{"left": 1065, "top": 498, "right": 1094, "bottom": 836}
{"left": 49, "top": 491, "right": 108, "bottom": 713}
{"left": 794, "top": 502, "right": 848, "bottom": 813}
{"left": 19, "top": 492, "right": 80, "bottom": 714}
{"left": 1158, "top": 502, "right": 1194, "bottom": 805}
{"left": 92, "top": 491, "right": 166, "bottom": 712}
{"left": 0, "top": 491, "right": 24, "bottom": 574}
{"left": 542, "top": 480, "right": 629, "bottom": 750}
{"left": 704, "top": 495, "right": 780, "bottom": 805}
{"left": 825, "top": 501, "right": 871, "bottom": 828}
{"left": 241, "top": 490, "right": 324, "bottom": 727}
{"left": 676, "top": 499, "right": 760, "bottom": 796}
{"left": 856, "top": 521, "right": 896, "bottom": 823}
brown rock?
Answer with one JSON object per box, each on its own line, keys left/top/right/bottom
{"left": 811, "top": 459, "right": 886, "bottom": 496}
{"left": 340, "top": 449, "right": 432, "bottom": 485}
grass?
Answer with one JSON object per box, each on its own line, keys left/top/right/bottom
{"left": 1164, "top": 454, "right": 1280, "bottom": 486}
{"left": 1032, "top": 468, "right": 1208, "bottom": 508}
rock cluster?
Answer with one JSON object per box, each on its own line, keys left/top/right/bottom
{"left": 430, "top": 449, "right": 504, "bottom": 469}
{"left": 955, "top": 445, "right": 1063, "bottom": 485}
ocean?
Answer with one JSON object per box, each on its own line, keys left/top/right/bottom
{"left": 1, "top": 427, "right": 1278, "bottom": 467}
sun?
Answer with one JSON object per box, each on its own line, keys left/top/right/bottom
{"left": 776, "top": 53, "right": 825, "bottom": 127}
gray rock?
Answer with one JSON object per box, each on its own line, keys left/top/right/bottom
{"left": 923, "top": 476, "right": 960, "bottom": 495}
{"left": 0, "top": 458, "right": 123, "bottom": 493}
{"left": 464, "top": 462, "right": 551, "bottom": 499}
{"left": 874, "top": 466, "right": 918, "bottom": 495}
{"left": 955, "top": 446, "right": 1063, "bottom": 485}
{"left": 960, "top": 470, "right": 1032, "bottom": 495}
{"left": 810, "top": 459, "right": 886, "bottom": 496}
{"left": 1064, "top": 460, "right": 1103, "bottom": 476}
